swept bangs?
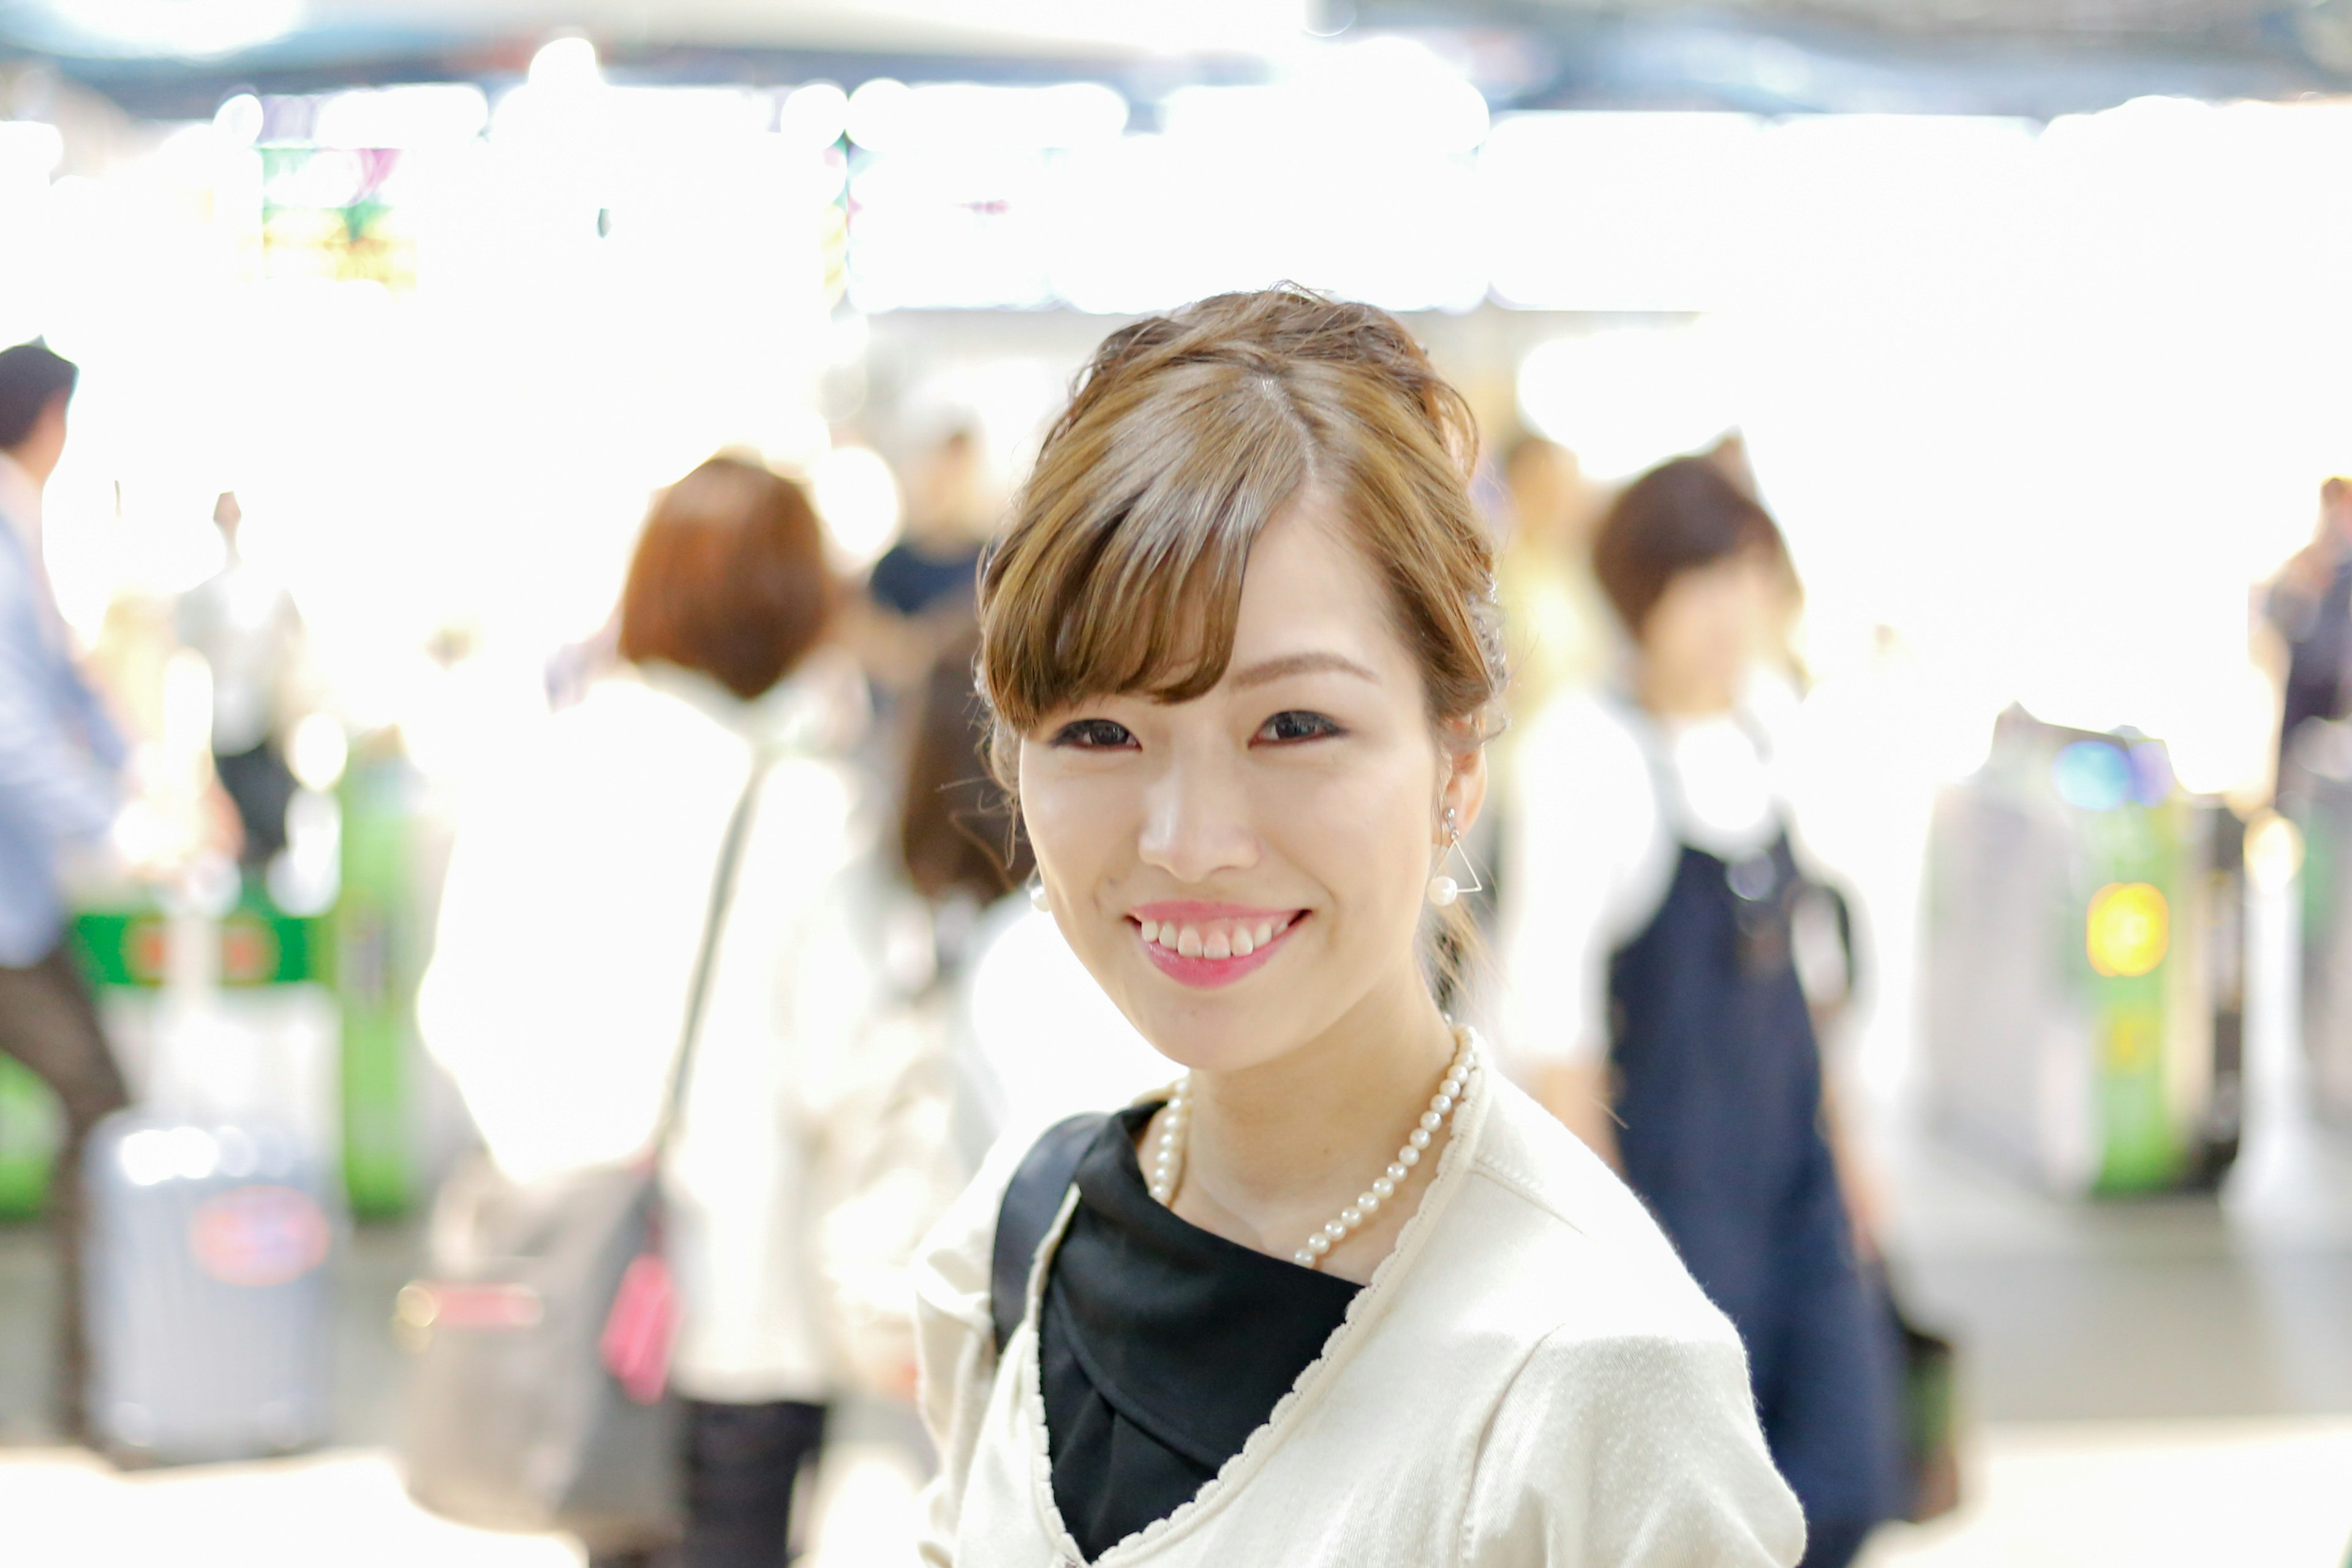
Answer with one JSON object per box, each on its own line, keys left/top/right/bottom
{"left": 977, "top": 288, "right": 1501, "bottom": 790}
{"left": 983, "top": 360, "right": 1314, "bottom": 736}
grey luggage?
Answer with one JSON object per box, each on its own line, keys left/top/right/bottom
{"left": 82, "top": 1110, "right": 336, "bottom": 1462}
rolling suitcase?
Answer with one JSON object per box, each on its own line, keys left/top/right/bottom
{"left": 1925, "top": 706, "right": 2245, "bottom": 1194}
{"left": 83, "top": 1105, "right": 337, "bottom": 1462}
{"left": 81, "top": 903, "right": 339, "bottom": 1466}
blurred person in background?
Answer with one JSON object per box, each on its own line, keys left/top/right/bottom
{"left": 1479, "top": 434, "right": 1611, "bottom": 940}
{"left": 1499, "top": 455, "right": 1900, "bottom": 1567}
{"left": 0, "top": 339, "right": 130, "bottom": 1446}
{"left": 917, "top": 292, "right": 1801, "bottom": 1566}
{"left": 894, "top": 627, "right": 1165, "bottom": 1169}
{"left": 419, "top": 455, "right": 947, "bottom": 1568}
{"left": 869, "top": 426, "right": 996, "bottom": 622}
{"left": 2260, "top": 475, "right": 2352, "bottom": 788}
{"left": 853, "top": 428, "right": 1006, "bottom": 706}
{"left": 175, "top": 490, "right": 309, "bottom": 865}
{"left": 1493, "top": 434, "right": 1611, "bottom": 721}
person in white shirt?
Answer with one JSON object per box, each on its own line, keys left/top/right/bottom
{"left": 1500, "top": 457, "right": 1902, "bottom": 1568}
{"left": 420, "top": 456, "right": 947, "bottom": 1568}
{"left": 912, "top": 290, "right": 1802, "bottom": 1567}
{"left": 174, "top": 491, "right": 308, "bottom": 864}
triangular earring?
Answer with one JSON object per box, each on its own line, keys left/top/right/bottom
{"left": 1426, "top": 809, "right": 1485, "bottom": 908}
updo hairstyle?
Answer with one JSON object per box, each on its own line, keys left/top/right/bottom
{"left": 976, "top": 287, "right": 1505, "bottom": 785}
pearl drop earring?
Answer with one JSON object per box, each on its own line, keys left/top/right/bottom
{"left": 1427, "top": 807, "right": 1483, "bottom": 908}
{"left": 1027, "top": 875, "right": 1050, "bottom": 912}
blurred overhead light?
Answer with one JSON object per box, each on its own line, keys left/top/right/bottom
{"left": 529, "top": 36, "right": 601, "bottom": 92}
{"left": 212, "top": 92, "right": 263, "bottom": 146}
{"left": 779, "top": 82, "right": 850, "bottom": 151}
{"left": 42, "top": 0, "right": 300, "bottom": 56}
{"left": 846, "top": 78, "right": 911, "bottom": 151}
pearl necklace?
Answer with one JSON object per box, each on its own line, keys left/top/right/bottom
{"left": 1147, "top": 1025, "right": 1478, "bottom": 1271}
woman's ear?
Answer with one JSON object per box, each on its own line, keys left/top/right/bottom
{"left": 1438, "top": 725, "right": 1489, "bottom": 840}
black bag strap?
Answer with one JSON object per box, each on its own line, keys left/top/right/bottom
{"left": 990, "top": 1112, "right": 1110, "bottom": 1358}
{"left": 649, "top": 757, "right": 771, "bottom": 1157}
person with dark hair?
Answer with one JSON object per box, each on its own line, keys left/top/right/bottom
{"left": 0, "top": 339, "right": 132, "bottom": 1446}
{"left": 895, "top": 626, "right": 1165, "bottom": 1167}
{"left": 1501, "top": 454, "right": 1901, "bottom": 1568}
{"left": 898, "top": 622, "right": 1030, "bottom": 914}
{"left": 421, "top": 454, "right": 946, "bottom": 1568}
{"left": 867, "top": 428, "right": 997, "bottom": 622}
{"left": 2261, "top": 477, "right": 2352, "bottom": 788}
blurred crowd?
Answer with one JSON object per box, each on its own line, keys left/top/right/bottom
{"left": 4, "top": 318, "right": 2350, "bottom": 1567}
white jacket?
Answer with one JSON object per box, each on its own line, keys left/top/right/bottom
{"left": 913, "top": 1066, "right": 1806, "bottom": 1567}
{"left": 420, "top": 662, "right": 946, "bottom": 1402}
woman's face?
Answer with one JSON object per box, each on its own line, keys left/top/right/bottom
{"left": 1638, "top": 548, "right": 1781, "bottom": 711}
{"left": 1017, "top": 489, "right": 1482, "bottom": 1075}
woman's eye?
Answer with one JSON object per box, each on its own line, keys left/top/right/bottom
{"left": 1256, "top": 710, "right": 1342, "bottom": 744}
{"left": 1051, "top": 718, "right": 1137, "bottom": 750}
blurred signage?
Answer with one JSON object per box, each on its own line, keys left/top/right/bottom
{"left": 259, "top": 146, "right": 417, "bottom": 288}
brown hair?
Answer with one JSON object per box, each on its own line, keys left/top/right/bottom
{"left": 619, "top": 455, "right": 836, "bottom": 700}
{"left": 976, "top": 287, "right": 1503, "bottom": 783}
{"left": 1591, "top": 454, "right": 1788, "bottom": 636}
{"left": 900, "top": 622, "right": 1033, "bottom": 903}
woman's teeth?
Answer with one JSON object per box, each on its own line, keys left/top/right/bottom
{"left": 1136, "top": 916, "right": 1289, "bottom": 959}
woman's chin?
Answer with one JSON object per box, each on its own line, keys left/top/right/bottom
{"left": 1120, "top": 990, "right": 1327, "bottom": 1081}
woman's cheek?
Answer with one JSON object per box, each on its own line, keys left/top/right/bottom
{"left": 1259, "top": 763, "right": 1427, "bottom": 919}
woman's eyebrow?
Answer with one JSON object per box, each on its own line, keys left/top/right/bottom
{"left": 1227, "top": 651, "right": 1380, "bottom": 689}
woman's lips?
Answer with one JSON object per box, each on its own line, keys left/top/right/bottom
{"left": 1128, "top": 902, "right": 1305, "bottom": 989}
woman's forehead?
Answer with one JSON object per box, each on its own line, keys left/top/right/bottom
{"left": 1226, "top": 499, "right": 1414, "bottom": 679}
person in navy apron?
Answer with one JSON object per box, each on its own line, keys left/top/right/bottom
{"left": 1502, "top": 455, "right": 1901, "bottom": 1568}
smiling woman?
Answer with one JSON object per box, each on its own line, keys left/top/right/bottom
{"left": 911, "top": 288, "right": 1804, "bottom": 1567}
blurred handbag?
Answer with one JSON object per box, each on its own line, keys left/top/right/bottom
{"left": 395, "top": 764, "right": 766, "bottom": 1553}
{"left": 1890, "top": 1284, "right": 1962, "bottom": 1524}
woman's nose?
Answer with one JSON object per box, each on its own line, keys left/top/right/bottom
{"left": 1136, "top": 760, "right": 1259, "bottom": 886}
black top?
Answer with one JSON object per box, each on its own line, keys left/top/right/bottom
{"left": 1040, "top": 1102, "right": 1362, "bottom": 1560}
{"left": 866, "top": 540, "right": 982, "bottom": 618}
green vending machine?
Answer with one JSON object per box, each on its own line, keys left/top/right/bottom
{"left": 1925, "top": 707, "right": 2245, "bottom": 1195}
